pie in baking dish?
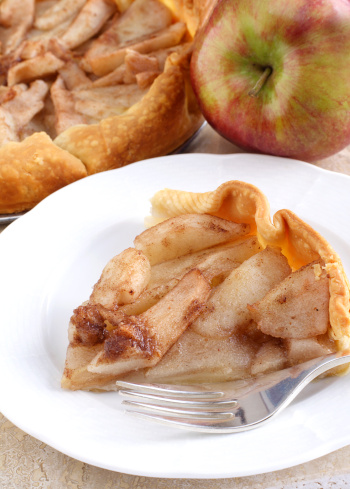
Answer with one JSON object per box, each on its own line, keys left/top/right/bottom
{"left": 0, "top": 0, "right": 214, "bottom": 214}
{"left": 61, "top": 181, "right": 350, "bottom": 390}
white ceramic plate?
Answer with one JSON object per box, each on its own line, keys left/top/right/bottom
{"left": 0, "top": 153, "right": 350, "bottom": 479}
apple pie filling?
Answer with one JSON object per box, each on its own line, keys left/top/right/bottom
{"left": 0, "top": 0, "right": 193, "bottom": 145}
{"left": 62, "top": 180, "right": 350, "bottom": 391}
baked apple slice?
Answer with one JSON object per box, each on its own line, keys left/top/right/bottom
{"left": 134, "top": 213, "right": 250, "bottom": 265}
{"left": 120, "top": 236, "right": 261, "bottom": 316}
{"left": 191, "top": 246, "right": 292, "bottom": 338}
{"left": 248, "top": 261, "right": 330, "bottom": 339}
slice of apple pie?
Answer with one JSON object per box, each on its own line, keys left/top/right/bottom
{"left": 62, "top": 181, "right": 350, "bottom": 390}
{"left": 0, "top": 0, "right": 214, "bottom": 213}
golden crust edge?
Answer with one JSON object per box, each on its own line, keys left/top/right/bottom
{"left": 0, "top": 132, "right": 87, "bottom": 214}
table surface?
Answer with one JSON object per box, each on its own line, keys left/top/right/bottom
{"left": 1, "top": 124, "right": 350, "bottom": 488}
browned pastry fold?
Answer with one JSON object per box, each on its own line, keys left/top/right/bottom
{"left": 0, "top": 132, "right": 87, "bottom": 213}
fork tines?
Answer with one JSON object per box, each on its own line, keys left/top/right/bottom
{"left": 116, "top": 380, "right": 239, "bottom": 430}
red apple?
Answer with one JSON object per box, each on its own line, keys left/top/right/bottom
{"left": 190, "top": 0, "right": 350, "bottom": 162}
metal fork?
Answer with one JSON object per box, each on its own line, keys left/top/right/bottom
{"left": 116, "top": 350, "right": 350, "bottom": 433}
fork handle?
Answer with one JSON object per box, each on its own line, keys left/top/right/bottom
{"left": 254, "top": 351, "right": 350, "bottom": 418}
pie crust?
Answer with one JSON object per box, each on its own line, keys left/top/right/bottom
{"left": 0, "top": 0, "right": 214, "bottom": 214}
{"left": 61, "top": 181, "right": 350, "bottom": 391}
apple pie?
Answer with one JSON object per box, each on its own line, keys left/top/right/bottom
{"left": 0, "top": 0, "right": 215, "bottom": 214}
{"left": 61, "top": 181, "right": 350, "bottom": 390}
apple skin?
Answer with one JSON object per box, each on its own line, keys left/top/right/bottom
{"left": 190, "top": 0, "right": 350, "bottom": 162}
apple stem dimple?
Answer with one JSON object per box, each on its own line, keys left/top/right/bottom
{"left": 249, "top": 66, "right": 273, "bottom": 97}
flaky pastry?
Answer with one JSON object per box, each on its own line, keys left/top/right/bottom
{"left": 0, "top": 0, "right": 213, "bottom": 214}
{"left": 62, "top": 181, "right": 350, "bottom": 391}
{"left": 0, "top": 132, "right": 86, "bottom": 213}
